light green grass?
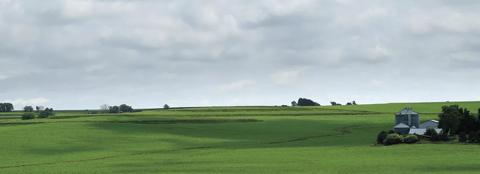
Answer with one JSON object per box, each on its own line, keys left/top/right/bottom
{"left": 0, "top": 102, "right": 479, "bottom": 173}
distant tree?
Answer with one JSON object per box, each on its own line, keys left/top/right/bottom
{"left": 352, "top": 101, "right": 357, "bottom": 105}
{"left": 0, "top": 103, "right": 14, "bottom": 112}
{"left": 24, "top": 106, "right": 34, "bottom": 112}
{"left": 38, "top": 108, "right": 55, "bottom": 118}
{"left": 35, "top": 106, "right": 45, "bottom": 112}
{"left": 109, "top": 106, "right": 120, "bottom": 113}
{"left": 163, "top": 104, "right": 170, "bottom": 109}
{"left": 297, "top": 98, "right": 320, "bottom": 106}
{"left": 100, "top": 104, "right": 109, "bottom": 112}
{"left": 291, "top": 101, "right": 297, "bottom": 107}
{"left": 119, "top": 104, "right": 134, "bottom": 112}
{"left": 330, "top": 102, "right": 342, "bottom": 106}
{"left": 458, "top": 108, "right": 476, "bottom": 137}
{"left": 7, "top": 103, "right": 14, "bottom": 112}
{"left": 438, "top": 105, "right": 462, "bottom": 136}
{"left": 346, "top": 102, "right": 352, "bottom": 105}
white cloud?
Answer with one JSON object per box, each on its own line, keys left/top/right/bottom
{"left": 1, "top": 0, "right": 480, "bottom": 109}
{"left": 219, "top": 80, "right": 256, "bottom": 92}
{"left": 12, "top": 98, "right": 50, "bottom": 108}
{"left": 271, "top": 68, "right": 305, "bottom": 85}
{"left": 368, "top": 45, "right": 390, "bottom": 61}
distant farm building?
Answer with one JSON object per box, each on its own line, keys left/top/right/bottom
{"left": 395, "top": 108, "right": 419, "bottom": 128}
{"left": 393, "top": 108, "right": 441, "bottom": 135}
{"left": 419, "top": 120, "right": 439, "bottom": 129}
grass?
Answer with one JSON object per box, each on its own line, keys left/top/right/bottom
{"left": 0, "top": 101, "right": 479, "bottom": 173}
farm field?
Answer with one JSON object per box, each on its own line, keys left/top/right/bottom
{"left": 0, "top": 101, "right": 480, "bottom": 174}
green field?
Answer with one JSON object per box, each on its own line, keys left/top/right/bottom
{"left": 1, "top": 101, "right": 479, "bottom": 174}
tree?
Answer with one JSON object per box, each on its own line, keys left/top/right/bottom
{"left": 0, "top": 103, "right": 14, "bottom": 112}
{"left": 376, "top": 131, "right": 388, "bottom": 144}
{"left": 163, "top": 104, "right": 170, "bottom": 109}
{"left": 109, "top": 106, "right": 120, "bottom": 113}
{"left": 291, "top": 101, "right": 297, "bottom": 107}
{"left": 297, "top": 98, "right": 320, "bottom": 106}
{"left": 24, "top": 106, "right": 34, "bottom": 112}
{"left": 100, "top": 104, "right": 109, "bottom": 111}
{"left": 438, "top": 105, "right": 462, "bottom": 136}
{"left": 38, "top": 108, "right": 55, "bottom": 118}
{"left": 35, "top": 106, "right": 45, "bottom": 112}
{"left": 352, "top": 101, "right": 357, "bottom": 105}
{"left": 330, "top": 102, "right": 342, "bottom": 106}
{"left": 119, "top": 104, "right": 134, "bottom": 112}
{"left": 458, "top": 108, "right": 476, "bottom": 136}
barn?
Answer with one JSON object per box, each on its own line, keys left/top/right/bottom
{"left": 419, "top": 120, "right": 439, "bottom": 129}
{"left": 393, "top": 108, "right": 441, "bottom": 135}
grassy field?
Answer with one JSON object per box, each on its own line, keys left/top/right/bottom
{"left": 0, "top": 101, "right": 479, "bottom": 173}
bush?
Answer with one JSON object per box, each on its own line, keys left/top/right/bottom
{"left": 38, "top": 108, "right": 55, "bottom": 118}
{"left": 22, "top": 113, "right": 35, "bottom": 120}
{"left": 383, "top": 133, "right": 403, "bottom": 145}
{"left": 459, "top": 132, "right": 467, "bottom": 143}
{"left": 376, "top": 131, "right": 388, "bottom": 144}
{"left": 403, "top": 135, "right": 419, "bottom": 144}
{"left": 425, "top": 128, "right": 438, "bottom": 137}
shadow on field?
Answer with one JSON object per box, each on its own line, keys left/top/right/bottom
{"left": 0, "top": 122, "right": 44, "bottom": 126}
{"left": 416, "top": 164, "right": 480, "bottom": 172}
{"left": 89, "top": 118, "right": 387, "bottom": 149}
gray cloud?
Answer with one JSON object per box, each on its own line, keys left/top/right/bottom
{"left": 1, "top": 0, "right": 480, "bottom": 109}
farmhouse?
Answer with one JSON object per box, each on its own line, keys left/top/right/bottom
{"left": 393, "top": 108, "right": 441, "bottom": 135}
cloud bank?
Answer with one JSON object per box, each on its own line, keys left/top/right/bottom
{"left": 1, "top": 0, "right": 480, "bottom": 109}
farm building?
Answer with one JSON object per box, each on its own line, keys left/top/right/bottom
{"left": 393, "top": 108, "right": 441, "bottom": 135}
{"left": 419, "top": 120, "right": 439, "bottom": 129}
{"left": 393, "top": 123, "right": 411, "bottom": 134}
{"left": 409, "top": 128, "right": 442, "bottom": 135}
{"left": 395, "top": 108, "right": 419, "bottom": 128}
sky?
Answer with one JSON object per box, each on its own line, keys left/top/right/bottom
{"left": 1, "top": 0, "right": 480, "bottom": 110}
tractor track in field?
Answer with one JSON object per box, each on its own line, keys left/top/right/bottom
{"left": 0, "top": 125, "right": 364, "bottom": 170}
{"left": 0, "top": 146, "right": 214, "bottom": 170}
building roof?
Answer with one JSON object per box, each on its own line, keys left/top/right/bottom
{"left": 394, "top": 123, "right": 410, "bottom": 128}
{"left": 409, "top": 128, "right": 442, "bottom": 135}
{"left": 396, "top": 108, "right": 418, "bottom": 115}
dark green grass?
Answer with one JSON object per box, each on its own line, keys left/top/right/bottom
{"left": 0, "top": 101, "right": 479, "bottom": 173}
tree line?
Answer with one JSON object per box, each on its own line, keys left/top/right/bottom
{"left": 99, "top": 104, "right": 136, "bottom": 113}
{"left": 291, "top": 98, "right": 358, "bottom": 107}
{"left": 438, "top": 105, "right": 480, "bottom": 143}
{"left": 22, "top": 106, "right": 55, "bottom": 120}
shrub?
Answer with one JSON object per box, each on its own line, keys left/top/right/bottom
{"left": 38, "top": 108, "right": 55, "bottom": 118}
{"left": 459, "top": 132, "right": 467, "bottom": 143}
{"left": 22, "top": 113, "right": 35, "bottom": 120}
{"left": 376, "top": 131, "right": 388, "bottom": 144}
{"left": 425, "top": 128, "right": 438, "bottom": 137}
{"left": 383, "top": 133, "right": 402, "bottom": 145}
{"left": 403, "top": 135, "right": 419, "bottom": 144}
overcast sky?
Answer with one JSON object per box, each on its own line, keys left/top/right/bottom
{"left": 1, "top": 0, "right": 480, "bottom": 109}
